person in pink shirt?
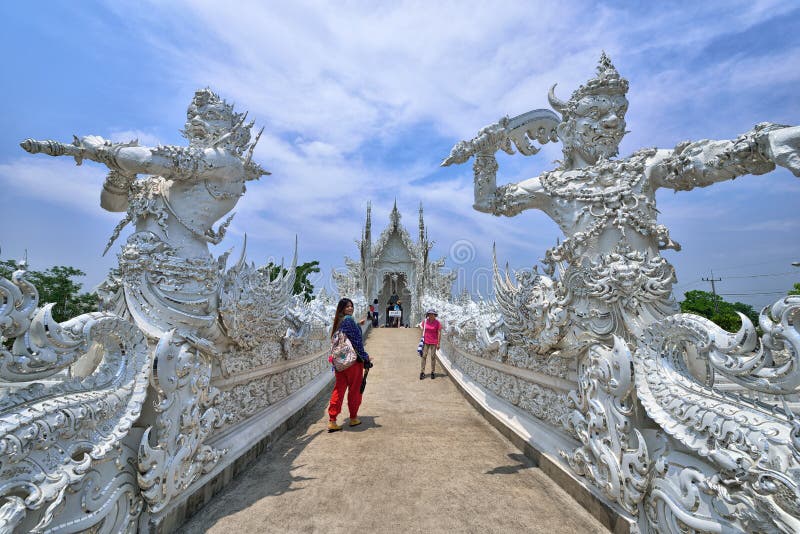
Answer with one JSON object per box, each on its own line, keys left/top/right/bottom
{"left": 418, "top": 309, "right": 442, "bottom": 380}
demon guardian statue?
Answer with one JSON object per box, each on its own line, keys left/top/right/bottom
{"left": 2, "top": 89, "right": 329, "bottom": 532}
{"left": 442, "top": 54, "right": 800, "bottom": 532}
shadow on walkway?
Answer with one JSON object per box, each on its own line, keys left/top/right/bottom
{"left": 181, "top": 394, "right": 330, "bottom": 532}
{"left": 342, "top": 414, "right": 382, "bottom": 432}
{"left": 485, "top": 452, "right": 538, "bottom": 475}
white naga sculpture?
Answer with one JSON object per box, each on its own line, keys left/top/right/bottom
{"left": 1, "top": 89, "right": 320, "bottom": 532}
{"left": 444, "top": 54, "right": 800, "bottom": 532}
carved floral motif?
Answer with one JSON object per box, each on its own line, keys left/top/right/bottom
{"left": 562, "top": 338, "right": 650, "bottom": 516}
{"left": 217, "top": 358, "right": 328, "bottom": 429}
{"left": 632, "top": 298, "right": 800, "bottom": 531}
{"left": 220, "top": 245, "right": 297, "bottom": 350}
{"left": 138, "top": 331, "right": 224, "bottom": 512}
{"left": 444, "top": 340, "right": 569, "bottom": 430}
{"left": 0, "top": 267, "right": 150, "bottom": 532}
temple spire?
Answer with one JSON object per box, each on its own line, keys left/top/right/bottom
{"left": 390, "top": 198, "right": 400, "bottom": 230}
{"left": 365, "top": 201, "right": 372, "bottom": 243}
{"left": 418, "top": 201, "right": 425, "bottom": 245}
{"left": 361, "top": 201, "right": 373, "bottom": 299}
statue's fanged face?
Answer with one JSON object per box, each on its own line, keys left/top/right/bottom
{"left": 571, "top": 93, "right": 628, "bottom": 163}
{"left": 548, "top": 53, "right": 630, "bottom": 168}
{"left": 185, "top": 101, "right": 234, "bottom": 143}
{"left": 181, "top": 88, "right": 254, "bottom": 150}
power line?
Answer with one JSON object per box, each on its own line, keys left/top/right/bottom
{"left": 709, "top": 255, "right": 800, "bottom": 273}
{"left": 702, "top": 271, "right": 722, "bottom": 313}
{"left": 724, "top": 271, "right": 797, "bottom": 279}
{"left": 719, "top": 291, "right": 788, "bottom": 296}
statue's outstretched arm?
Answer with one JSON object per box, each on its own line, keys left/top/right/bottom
{"left": 651, "top": 123, "right": 800, "bottom": 191}
{"left": 20, "top": 135, "right": 235, "bottom": 181}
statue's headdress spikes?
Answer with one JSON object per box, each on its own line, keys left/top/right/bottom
{"left": 186, "top": 88, "right": 238, "bottom": 120}
{"left": 548, "top": 52, "right": 629, "bottom": 118}
{"left": 183, "top": 88, "right": 254, "bottom": 153}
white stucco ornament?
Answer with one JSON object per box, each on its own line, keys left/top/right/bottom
{"left": 442, "top": 52, "right": 800, "bottom": 532}
{"left": 0, "top": 265, "right": 150, "bottom": 532}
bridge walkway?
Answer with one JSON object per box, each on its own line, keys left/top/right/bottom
{"left": 181, "top": 327, "right": 605, "bottom": 533}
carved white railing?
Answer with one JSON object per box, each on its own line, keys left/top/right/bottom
{"left": 1, "top": 266, "right": 150, "bottom": 533}
{"left": 425, "top": 288, "right": 800, "bottom": 533}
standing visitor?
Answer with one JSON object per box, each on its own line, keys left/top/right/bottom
{"left": 386, "top": 290, "right": 399, "bottom": 327}
{"left": 371, "top": 298, "right": 379, "bottom": 327}
{"left": 418, "top": 309, "right": 441, "bottom": 379}
{"left": 328, "top": 298, "right": 372, "bottom": 432}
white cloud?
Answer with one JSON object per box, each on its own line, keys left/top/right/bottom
{"left": 3, "top": 1, "right": 799, "bottom": 307}
{"left": 732, "top": 218, "right": 800, "bottom": 232}
{"left": 0, "top": 158, "right": 115, "bottom": 219}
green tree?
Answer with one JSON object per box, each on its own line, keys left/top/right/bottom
{"left": 789, "top": 283, "right": 800, "bottom": 296}
{"left": 679, "top": 290, "right": 758, "bottom": 332}
{"left": 1, "top": 260, "right": 98, "bottom": 323}
{"left": 263, "top": 260, "right": 321, "bottom": 302}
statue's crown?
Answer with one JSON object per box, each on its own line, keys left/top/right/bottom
{"left": 570, "top": 52, "right": 628, "bottom": 101}
{"left": 549, "top": 53, "right": 629, "bottom": 118}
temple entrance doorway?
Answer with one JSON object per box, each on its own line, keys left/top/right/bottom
{"left": 378, "top": 271, "right": 411, "bottom": 327}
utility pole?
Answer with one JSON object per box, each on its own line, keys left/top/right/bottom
{"left": 702, "top": 270, "right": 722, "bottom": 314}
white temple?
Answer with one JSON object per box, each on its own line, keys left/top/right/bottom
{"left": 334, "top": 201, "right": 455, "bottom": 326}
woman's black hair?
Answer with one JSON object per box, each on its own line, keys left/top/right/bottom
{"left": 331, "top": 298, "right": 353, "bottom": 338}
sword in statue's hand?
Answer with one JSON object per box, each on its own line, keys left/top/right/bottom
{"left": 441, "top": 109, "right": 560, "bottom": 211}
{"left": 441, "top": 109, "right": 560, "bottom": 167}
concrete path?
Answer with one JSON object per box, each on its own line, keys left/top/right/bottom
{"left": 181, "top": 328, "right": 606, "bottom": 533}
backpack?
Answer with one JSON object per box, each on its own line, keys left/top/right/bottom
{"left": 329, "top": 330, "right": 358, "bottom": 372}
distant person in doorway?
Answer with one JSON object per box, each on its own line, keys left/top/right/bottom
{"left": 371, "top": 298, "right": 379, "bottom": 327}
{"left": 327, "top": 298, "right": 371, "bottom": 432}
{"left": 418, "top": 309, "right": 441, "bottom": 380}
{"left": 392, "top": 300, "right": 403, "bottom": 328}
{"left": 386, "top": 291, "right": 399, "bottom": 327}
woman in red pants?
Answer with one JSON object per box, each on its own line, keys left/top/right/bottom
{"left": 328, "top": 298, "right": 372, "bottom": 432}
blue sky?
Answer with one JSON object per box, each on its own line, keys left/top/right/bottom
{"left": 1, "top": 1, "right": 799, "bottom": 310}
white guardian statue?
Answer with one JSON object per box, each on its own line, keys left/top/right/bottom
{"left": 3, "top": 89, "right": 325, "bottom": 532}
{"left": 444, "top": 53, "right": 800, "bottom": 532}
